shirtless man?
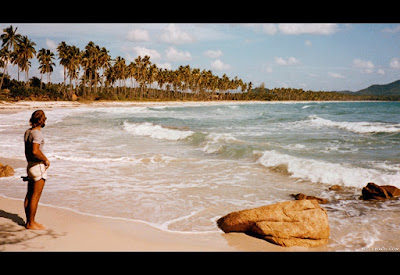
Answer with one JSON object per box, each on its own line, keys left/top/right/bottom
{"left": 24, "top": 110, "right": 50, "bottom": 230}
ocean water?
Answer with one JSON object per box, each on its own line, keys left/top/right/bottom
{"left": 1, "top": 101, "right": 400, "bottom": 251}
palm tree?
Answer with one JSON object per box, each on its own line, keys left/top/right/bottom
{"left": 90, "top": 43, "right": 101, "bottom": 94}
{"left": 13, "top": 35, "right": 36, "bottom": 87}
{"left": 98, "top": 47, "right": 111, "bottom": 94}
{"left": 247, "top": 82, "right": 253, "bottom": 93}
{"left": 37, "top": 48, "right": 56, "bottom": 89}
{"left": 82, "top": 41, "right": 96, "bottom": 96}
{"left": 113, "top": 56, "right": 127, "bottom": 97}
{"left": 1, "top": 25, "right": 21, "bottom": 52}
{"left": 0, "top": 47, "right": 10, "bottom": 90}
{"left": 156, "top": 68, "right": 169, "bottom": 99}
{"left": 0, "top": 25, "right": 21, "bottom": 90}
{"left": 104, "top": 65, "right": 116, "bottom": 89}
{"left": 65, "top": 45, "right": 80, "bottom": 99}
{"left": 57, "top": 41, "right": 69, "bottom": 97}
{"left": 134, "top": 55, "right": 151, "bottom": 99}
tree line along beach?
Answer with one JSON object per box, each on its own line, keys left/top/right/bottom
{"left": 2, "top": 25, "right": 400, "bottom": 103}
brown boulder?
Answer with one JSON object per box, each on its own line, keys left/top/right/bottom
{"left": 361, "top": 182, "right": 400, "bottom": 200}
{"left": 217, "top": 200, "right": 330, "bottom": 247}
{"left": 291, "top": 193, "right": 329, "bottom": 204}
{"left": 0, "top": 162, "right": 15, "bottom": 177}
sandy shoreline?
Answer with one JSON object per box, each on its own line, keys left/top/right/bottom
{"left": 0, "top": 99, "right": 356, "bottom": 113}
{"left": 1, "top": 195, "right": 320, "bottom": 252}
{"left": 0, "top": 100, "right": 328, "bottom": 251}
{"left": 0, "top": 99, "right": 263, "bottom": 111}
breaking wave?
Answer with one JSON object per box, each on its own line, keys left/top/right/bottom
{"left": 309, "top": 115, "right": 400, "bottom": 134}
{"left": 123, "top": 121, "right": 195, "bottom": 141}
{"left": 123, "top": 121, "right": 248, "bottom": 157}
{"left": 255, "top": 150, "right": 400, "bottom": 188}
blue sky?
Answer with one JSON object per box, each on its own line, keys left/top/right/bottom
{"left": 2, "top": 23, "right": 400, "bottom": 92}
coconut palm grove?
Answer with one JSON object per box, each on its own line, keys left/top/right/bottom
{"left": 0, "top": 25, "right": 397, "bottom": 102}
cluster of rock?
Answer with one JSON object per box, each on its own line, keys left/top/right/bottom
{"left": 217, "top": 182, "right": 400, "bottom": 248}
{"left": 0, "top": 162, "right": 14, "bottom": 177}
{"left": 361, "top": 182, "right": 400, "bottom": 200}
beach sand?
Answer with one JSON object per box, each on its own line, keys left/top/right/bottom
{"left": 0, "top": 99, "right": 271, "bottom": 112}
{"left": 1, "top": 195, "right": 315, "bottom": 252}
{"left": 0, "top": 101, "right": 326, "bottom": 252}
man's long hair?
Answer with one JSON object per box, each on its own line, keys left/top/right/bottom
{"left": 29, "top": 110, "right": 46, "bottom": 128}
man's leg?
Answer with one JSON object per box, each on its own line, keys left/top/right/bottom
{"left": 24, "top": 179, "right": 46, "bottom": 230}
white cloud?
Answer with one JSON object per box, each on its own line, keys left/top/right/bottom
{"left": 278, "top": 24, "right": 339, "bottom": 35}
{"left": 262, "top": 64, "right": 273, "bottom": 73}
{"left": 211, "top": 59, "right": 231, "bottom": 71}
{"left": 159, "top": 24, "right": 194, "bottom": 44}
{"left": 275, "top": 57, "right": 286, "bottom": 65}
{"left": 328, "top": 72, "right": 345, "bottom": 79}
{"left": 390, "top": 57, "right": 400, "bottom": 69}
{"left": 155, "top": 62, "right": 172, "bottom": 70}
{"left": 275, "top": 56, "right": 300, "bottom": 65}
{"left": 133, "top": 46, "right": 161, "bottom": 61}
{"left": 261, "top": 24, "right": 278, "bottom": 35}
{"left": 352, "top": 58, "right": 374, "bottom": 73}
{"left": 377, "top": 68, "right": 385, "bottom": 75}
{"left": 45, "top": 38, "right": 57, "bottom": 51}
{"left": 305, "top": 40, "right": 312, "bottom": 46}
{"left": 126, "top": 29, "right": 150, "bottom": 42}
{"left": 382, "top": 25, "right": 400, "bottom": 33}
{"left": 242, "top": 23, "right": 338, "bottom": 36}
{"left": 204, "top": 49, "right": 223, "bottom": 59}
{"left": 165, "top": 47, "right": 192, "bottom": 62}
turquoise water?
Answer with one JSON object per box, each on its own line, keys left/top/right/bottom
{"left": 1, "top": 101, "right": 399, "bottom": 250}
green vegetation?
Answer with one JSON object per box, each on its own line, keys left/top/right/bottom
{"left": 248, "top": 84, "right": 400, "bottom": 101}
{"left": 353, "top": 79, "right": 400, "bottom": 97}
{"left": 1, "top": 25, "right": 399, "bottom": 102}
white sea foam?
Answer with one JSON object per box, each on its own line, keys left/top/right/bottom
{"left": 123, "top": 121, "right": 194, "bottom": 141}
{"left": 256, "top": 150, "right": 400, "bottom": 188}
{"left": 309, "top": 115, "right": 400, "bottom": 133}
{"left": 49, "top": 153, "right": 177, "bottom": 164}
{"left": 202, "top": 132, "right": 242, "bottom": 154}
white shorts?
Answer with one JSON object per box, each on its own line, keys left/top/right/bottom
{"left": 27, "top": 162, "right": 48, "bottom": 182}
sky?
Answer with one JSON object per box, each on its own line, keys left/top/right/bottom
{"left": 1, "top": 23, "right": 400, "bottom": 92}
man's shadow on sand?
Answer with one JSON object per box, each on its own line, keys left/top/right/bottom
{"left": 0, "top": 209, "right": 26, "bottom": 226}
{"left": 0, "top": 209, "right": 63, "bottom": 250}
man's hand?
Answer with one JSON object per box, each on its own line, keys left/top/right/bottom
{"left": 44, "top": 159, "right": 50, "bottom": 169}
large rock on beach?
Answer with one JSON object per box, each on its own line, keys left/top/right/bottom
{"left": 217, "top": 200, "right": 330, "bottom": 247}
{"left": 0, "top": 162, "right": 14, "bottom": 177}
{"left": 361, "top": 182, "right": 400, "bottom": 200}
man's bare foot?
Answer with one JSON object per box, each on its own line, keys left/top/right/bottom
{"left": 25, "top": 221, "right": 46, "bottom": 230}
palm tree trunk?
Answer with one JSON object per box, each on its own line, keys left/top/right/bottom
{"left": 48, "top": 72, "right": 51, "bottom": 88}
{"left": 63, "top": 67, "right": 67, "bottom": 98}
{"left": 88, "top": 74, "right": 92, "bottom": 96}
{"left": 0, "top": 66, "right": 7, "bottom": 91}
{"left": 25, "top": 71, "right": 29, "bottom": 88}
{"left": 69, "top": 75, "right": 73, "bottom": 100}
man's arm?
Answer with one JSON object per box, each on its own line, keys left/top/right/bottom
{"left": 32, "top": 143, "right": 50, "bottom": 168}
